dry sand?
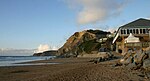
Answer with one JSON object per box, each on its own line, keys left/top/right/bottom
{"left": 0, "top": 58, "right": 148, "bottom": 81}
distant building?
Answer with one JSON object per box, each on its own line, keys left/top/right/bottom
{"left": 113, "top": 18, "right": 150, "bottom": 54}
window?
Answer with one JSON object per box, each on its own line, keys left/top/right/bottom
{"left": 124, "top": 30, "right": 126, "bottom": 34}
{"left": 136, "top": 29, "right": 139, "bottom": 34}
{"left": 130, "top": 29, "right": 132, "bottom": 33}
{"left": 146, "top": 29, "right": 149, "bottom": 33}
{"left": 133, "top": 29, "right": 136, "bottom": 34}
{"left": 140, "top": 29, "right": 142, "bottom": 34}
{"left": 143, "top": 29, "right": 146, "bottom": 34}
{"left": 127, "top": 29, "right": 129, "bottom": 34}
{"left": 121, "top": 30, "right": 123, "bottom": 34}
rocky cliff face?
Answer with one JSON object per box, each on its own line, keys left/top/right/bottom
{"left": 58, "top": 29, "right": 111, "bottom": 57}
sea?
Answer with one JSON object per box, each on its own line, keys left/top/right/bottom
{"left": 0, "top": 56, "right": 56, "bottom": 67}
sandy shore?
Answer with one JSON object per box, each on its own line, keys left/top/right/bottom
{"left": 0, "top": 58, "right": 148, "bottom": 81}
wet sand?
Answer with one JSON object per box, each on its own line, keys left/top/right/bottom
{"left": 0, "top": 58, "right": 148, "bottom": 81}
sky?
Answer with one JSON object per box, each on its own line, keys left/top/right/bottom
{"left": 0, "top": 0, "right": 150, "bottom": 55}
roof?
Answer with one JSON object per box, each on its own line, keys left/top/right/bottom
{"left": 112, "top": 18, "right": 150, "bottom": 44}
{"left": 121, "top": 18, "right": 150, "bottom": 28}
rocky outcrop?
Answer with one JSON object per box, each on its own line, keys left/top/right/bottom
{"left": 119, "top": 46, "right": 150, "bottom": 70}
{"left": 33, "top": 50, "right": 58, "bottom": 56}
{"left": 58, "top": 29, "right": 111, "bottom": 57}
{"left": 93, "top": 52, "right": 115, "bottom": 64}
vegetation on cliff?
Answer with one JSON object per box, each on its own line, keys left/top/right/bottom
{"left": 58, "top": 29, "right": 112, "bottom": 57}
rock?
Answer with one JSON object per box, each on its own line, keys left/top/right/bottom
{"left": 93, "top": 52, "right": 115, "bottom": 63}
{"left": 145, "top": 72, "right": 150, "bottom": 79}
{"left": 120, "top": 52, "right": 132, "bottom": 62}
{"left": 33, "top": 53, "right": 43, "bottom": 56}
{"left": 145, "top": 46, "right": 150, "bottom": 52}
{"left": 112, "top": 62, "right": 122, "bottom": 67}
{"left": 120, "top": 56, "right": 133, "bottom": 65}
{"left": 133, "top": 51, "right": 148, "bottom": 64}
{"left": 94, "top": 57, "right": 106, "bottom": 64}
{"left": 143, "top": 59, "right": 150, "bottom": 70}
{"left": 43, "top": 50, "right": 58, "bottom": 56}
{"left": 94, "top": 58, "right": 102, "bottom": 64}
{"left": 98, "top": 52, "right": 109, "bottom": 59}
{"left": 145, "top": 47, "right": 150, "bottom": 57}
{"left": 120, "top": 51, "right": 134, "bottom": 65}
{"left": 33, "top": 50, "right": 58, "bottom": 56}
{"left": 126, "top": 62, "right": 137, "bottom": 70}
{"left": 119, "top": 47, "right": 150, "bottom": 71}
{"left": 126, "top": 62, "right": 142, "bottom": 70}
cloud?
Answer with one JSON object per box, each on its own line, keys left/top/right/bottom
{"left": 65, "top": 0, "right": 129, "bottom": 24}
{"left": 0, "top": 44, "right": 59, "bottom": 56}
{"left": 51, "top": 46, "right": 58, "bottom": 50}
{"left": 34, "top": 44, "right": 58, "bottom": 53}
{"left": 108, "top": 28, "right": 117, "bottom": 33}
{"left": 0, "top": 48, "right": 35, "bottom": 56}
{"left": 148, "top": 17, "right": 150, "bottom": 20}
{"left": 34, "top": 44, "right": 50, "bottom": 53}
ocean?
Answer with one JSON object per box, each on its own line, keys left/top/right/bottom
{"left": 0, "top": 56, "right": 56, "bottom": 67}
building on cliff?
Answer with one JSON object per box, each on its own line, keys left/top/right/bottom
{"left": 113, "top": 18, "right": 150, "bottom": 54}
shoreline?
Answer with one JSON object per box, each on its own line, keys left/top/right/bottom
{"left": 0, "top": 57, "right": 148, "bottom": 81}
{"left": 0, "top": 56, "right": 56, "bottom": 67}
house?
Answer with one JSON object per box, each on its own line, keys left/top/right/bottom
{"left": 113, "top": 18, "right": 150, "bottom": 54}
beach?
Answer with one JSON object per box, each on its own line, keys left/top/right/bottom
{"left": 0, "top": 58, "right": 148, "bottom": 81}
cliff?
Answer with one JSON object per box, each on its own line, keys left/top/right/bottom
{"left": 33, "top": 50, "right": 58, "bottom": 56}
{"left": 58, "top": 29, "right": 111, "bottom": 57}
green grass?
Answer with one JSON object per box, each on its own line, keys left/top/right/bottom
{"left": 78, "top": 40, "right": 101, "bottom": 53}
